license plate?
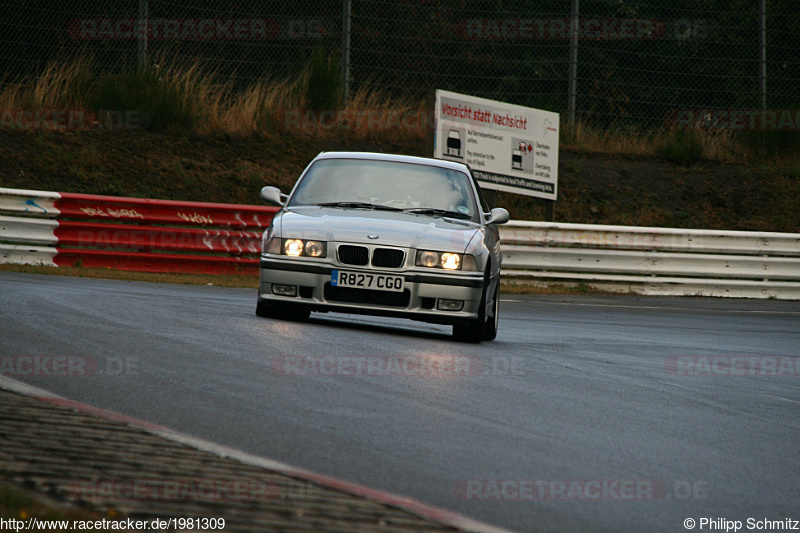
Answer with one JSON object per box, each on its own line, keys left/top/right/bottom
{"left": 331, "top": 270, "right": 405, "bottom": 292}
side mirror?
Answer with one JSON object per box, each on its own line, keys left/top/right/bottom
{"left": 260, "top": 186, "right": 286, "bottom": 206}
{"left": 486, "top": 207, "right": 510, "bottom": 225}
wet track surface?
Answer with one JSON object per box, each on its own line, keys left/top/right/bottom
{"left": 1, "top": 272, "right": 799, "bottom": 532}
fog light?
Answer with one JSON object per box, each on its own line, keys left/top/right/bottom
{"left": 437, "top": 299, "right": 464, "bottom": 311}
{"left": 271, "top": 284, "right": 297, "bottom": 297}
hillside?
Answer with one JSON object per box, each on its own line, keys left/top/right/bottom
{"left": 0, "top": 129, "right": 798, "bottom": 233}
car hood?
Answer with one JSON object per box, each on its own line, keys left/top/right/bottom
{"left": 275, "top": 206, "right": 479, "bottom": 252}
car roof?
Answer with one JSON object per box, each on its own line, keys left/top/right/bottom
{"left": 312, "top": 151, "right": 471, "bottom": 174}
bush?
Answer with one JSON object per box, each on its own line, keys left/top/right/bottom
{"left": 305, "top": 48, "right": 342, "bottom": 111}
{"left": 655, "top": 129, "right": 704, "bottom": 165}
{"left": 736, "top": 129, "right": 800, "bottom": 161}
{"left": 91, "top": 62, "right": 204, "bottom": 131}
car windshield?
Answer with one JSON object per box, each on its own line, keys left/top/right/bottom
{"left": 288, "top": 159, "right": 477, "bottom": 218}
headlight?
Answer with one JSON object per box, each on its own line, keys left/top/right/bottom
{"left": 282, "top": 238, "right": 326, "bottom": 258}
{"left": 441, "top": 253, "right": 461, "bottom": 270}
{"left": 417, "top": 251, "right": 439, "bottom": 268}
{"left": 304, "top": 240, "right": 325, "bottom": 257}
{"left": 284, "top": 239, "right": 304, "bottom": 256}
{"left": 415, "top": 250, "right": 477, "bottom": 271}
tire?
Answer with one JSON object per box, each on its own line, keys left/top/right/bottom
{"left": 453, "top": 270, "right": 499, "bottom": 342}
{"left": 482, "top": 280, "right": 499, "bottom": 341}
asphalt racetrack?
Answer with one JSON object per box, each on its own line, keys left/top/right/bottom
{"left": 1, "top": 272, "right": 798, "bottom": 532}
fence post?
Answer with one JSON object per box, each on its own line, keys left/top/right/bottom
{"left": 567, "top": 0, "right": 579, "bottom": 125}
{"left": 138, "top": 0, "right": 148, "bottom": 66}
{"left": 341, "top": 0, "right": 352, "bottom": 103}
{"left": 759, "top": 0, "right": 767, "bottom": 109}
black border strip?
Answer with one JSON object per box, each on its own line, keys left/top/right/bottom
{"left": 472, "top": 169, "right": 555, "bottom": 194}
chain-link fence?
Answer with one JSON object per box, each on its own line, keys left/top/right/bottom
{"left": 1, "top": 0, "right": 799, "bottom": 128}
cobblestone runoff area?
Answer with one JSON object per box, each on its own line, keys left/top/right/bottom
{"left": 0, "top": 386, "right": 475, "bottom": 532}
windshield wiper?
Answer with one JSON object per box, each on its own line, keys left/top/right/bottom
{"left": 402, "top": 207, "right": 472, "bottom": 220}
{"left": 318, "top": 201, "right": 402, "bottom": 211}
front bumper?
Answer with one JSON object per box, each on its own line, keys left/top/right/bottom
{"left": 258, "top": 256, "right": 485, "bottom": 325}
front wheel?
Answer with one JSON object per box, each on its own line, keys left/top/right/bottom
{"left": 482, "top": 280, "right": 499, "bottom": 341}
{"left": 452, "top": 275, "right": 499, "bottom": 343}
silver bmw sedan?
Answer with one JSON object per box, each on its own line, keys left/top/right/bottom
{"left": 256, "top": 151, "right": 509, "bottom": 342}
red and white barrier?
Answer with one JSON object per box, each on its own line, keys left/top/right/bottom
{"left": 3, "top": 187, "right": 800, "bottom": 298}
{"left": 0, "top": 188, "right": 278, "bottom": 275}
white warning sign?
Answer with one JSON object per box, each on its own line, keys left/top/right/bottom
{"left": 434, "top": 89, "right": 559, "bottom": 200}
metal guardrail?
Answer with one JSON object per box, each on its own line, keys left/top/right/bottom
{"left": 2, "top": 188, "right": 799, "bottom": 298}
{"left": 0, "top": 187, "right": 277, "bottom": 275}
{"left": 500, "top": 221, "right": 800, "bottom": 299}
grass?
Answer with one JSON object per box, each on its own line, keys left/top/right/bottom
{"left": 561, "top": 121, "right": 653, "bottom": 156}
{"left": 654, "top": 129, "right": 704, "bottom": 165}
{"left": 0, "top": 264, "right": 260, "bottom": 288}
{"left": 562, "top": 120, "right": 800, "bottom": 167}
{"left": 0, "top": 52, "right": 421, "bottom": 141}
{"left": 3, "top": 53, "right": 798, "bottom": 166}
{"left": 0, "top": 56, "right": 93, "bottom": 112}
{"left": 1, "top": 54, "right": 798, "bottom": 233}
